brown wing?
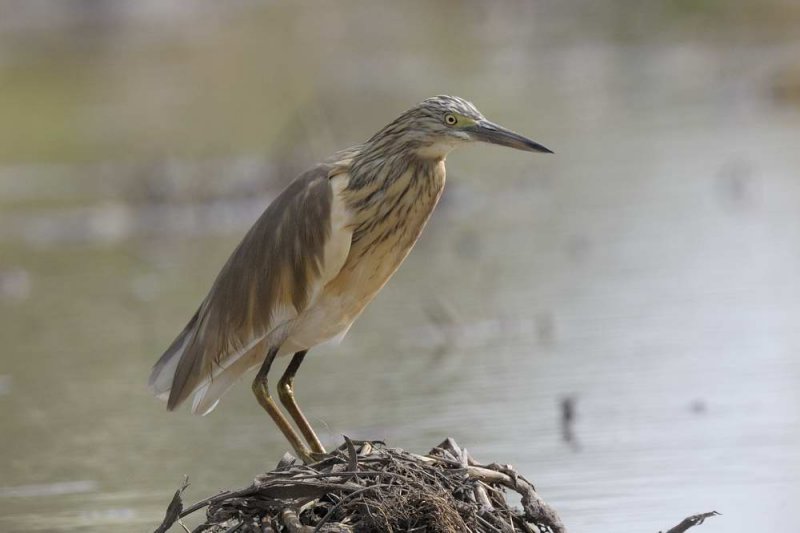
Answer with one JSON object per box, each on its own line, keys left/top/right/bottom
{"left": 149, "top": 162, "right": 339, "bottom": 411}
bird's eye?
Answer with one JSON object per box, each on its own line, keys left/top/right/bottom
{"left": 444, "top": 113, "right": 457, "bottom": 126}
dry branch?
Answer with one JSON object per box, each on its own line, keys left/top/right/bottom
{"left": 154, "top": 438, "right": 566, "bottom": 533}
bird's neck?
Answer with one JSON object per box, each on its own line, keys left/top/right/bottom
{"left": 344, "top": 149, "right": 446, "bottom": 246}
{"left": 348, "top": 146, "right": 442, "bottom": 191}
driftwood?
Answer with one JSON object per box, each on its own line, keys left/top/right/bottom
{"left": 154, "top": 437, "right": 566, "bottom": 533}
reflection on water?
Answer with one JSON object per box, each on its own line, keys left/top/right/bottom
{"left": 1, "top": 2, "right": 800, "bottom": 532}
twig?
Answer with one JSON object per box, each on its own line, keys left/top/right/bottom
{"left": 663, "top": 511, "right": 721, "bottom": 533}
{"left": 312, "top": 484, "right": 392, "bottom": 532}
{"left": 281, "top": 508, "right": 313, "bottom": 532}
{"left": 153, "top": 476, "right": 189, "bottom": 533}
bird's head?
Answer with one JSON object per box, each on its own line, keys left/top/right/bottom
{"left": 371, "top": 95, "right": 553, "bottom": 160}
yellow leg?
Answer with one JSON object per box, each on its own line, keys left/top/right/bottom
{"left": 278, "top": 351, "right": 326, "bottom": 455}
{"left": 251, "top": 347, "right": 313, "bottom": 463}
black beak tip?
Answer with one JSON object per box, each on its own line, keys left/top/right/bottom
{"left": 531, "top": 142, "right": 554, "bottom": 154}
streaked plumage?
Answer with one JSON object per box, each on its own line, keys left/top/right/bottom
{"left": 149, "top": 95, "right": 551, "bottom": 460}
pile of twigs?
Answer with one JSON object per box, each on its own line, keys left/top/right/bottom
{"left": 154, "top": 437, "right": 566, "bottom": 533}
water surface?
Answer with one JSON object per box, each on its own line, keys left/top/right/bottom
{"left": 1, "top": 2, "right": 799, "bottom": 531}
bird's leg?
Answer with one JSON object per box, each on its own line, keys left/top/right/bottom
{"left": 278, "top": 350, "right": 326, "bottom": 455}
{"left": 252, "top": 346, "right": 313, "bottom": 463}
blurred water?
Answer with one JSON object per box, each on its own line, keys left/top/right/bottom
{"left": 1, "top": 2, "right": 800, "bottom": 532}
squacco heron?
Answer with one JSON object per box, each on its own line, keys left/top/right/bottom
{"left": 149, "top": 95, "right": 551, "bottom": 462}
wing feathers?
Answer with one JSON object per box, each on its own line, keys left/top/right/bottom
{"left": 156, "top": 162, "right": 344, "bottom": 411}
{"left": 148, "top": 307, "right": 200, "bottom": 398}
{"left": 190, "top": 337, "right": 268, "bottom": 415}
